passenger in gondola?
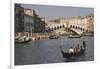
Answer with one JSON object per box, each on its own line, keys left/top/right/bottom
{"left": 74, "top": 47, "right": 78, "bottom": 53}
{"left": 23, "top": 36, "right": 26, "bottom": 41}
{"left": 76, "top": 45, "right": 80, "bottom": 53}
{"left": 69, "top": 47, "right": 74, "bottom": 53}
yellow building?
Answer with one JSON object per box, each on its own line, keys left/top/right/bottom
{"left": 86, "top": 14, "right": 94, "bottom": 33}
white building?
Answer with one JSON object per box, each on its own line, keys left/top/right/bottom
{"left": 46, "top": 15, "right": 89, "bottom": 33}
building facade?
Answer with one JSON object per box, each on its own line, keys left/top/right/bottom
{"left": 15, "top": 4, "right": 24, "bottom": 33}
{"left": 86, "top": 14, "right": 94, "bottom": 33}
{"left": 24, "top": 9, "right": 34, "bottom": 37}
{"left": 46, "top": 14, "right": 94, "bottom": 34}
{"left": 15, "top": 4, "right": 46, "bottom": 38}
{"left": 33, "top": 10, "right": 45, "bottom": 33}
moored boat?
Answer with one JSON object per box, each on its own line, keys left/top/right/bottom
{"left": 68, "top": 35, "right": 81, "bottom": 38}
{"left": 49, "top": 35, "right": 60, "bottom": 39}
{"left": 15, "top": 37, "right": 32, "bottom": 44}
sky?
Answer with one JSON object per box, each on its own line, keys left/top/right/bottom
{"left": 21, "top": 4, "right": 94, "bottom": 21}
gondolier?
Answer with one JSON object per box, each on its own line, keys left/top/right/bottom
{"left": 83, "top": 41, "right": 86, "bottom": 48}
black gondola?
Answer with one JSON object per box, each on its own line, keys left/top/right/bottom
{"left": 49, "top": 35, "right": 59, "bottom": 39}
{"left": 60, "top": 41, "right": 86, "bottom": 58}
{"left": 15, "top": 38, "right": 32, "bottom": 44}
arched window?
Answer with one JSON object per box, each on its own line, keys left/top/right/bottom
{"left": 75, "top": 26, "right": 77, "bottom": 28}
{"left": 70, "top": 25, "right": 72, "bottom": 28}
{"left": 56, "top": 26, "right": 58, "bottom": 29}
{"left": 62, "top": 25, "right": 64, "bottom": 28}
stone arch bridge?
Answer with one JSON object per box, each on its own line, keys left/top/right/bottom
{"left": 47, "top": 24, "right": 86, "bottom": 35}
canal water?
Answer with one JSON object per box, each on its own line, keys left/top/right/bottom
{"left": 15, "top": 36, "right": 94, "bottom": 65}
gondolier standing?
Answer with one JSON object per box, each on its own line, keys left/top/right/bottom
{"left": 83, "top": 41, "right": 86, "bottom": 48}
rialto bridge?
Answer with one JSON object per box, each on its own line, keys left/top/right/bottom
{"left": 46, "top": 24, "right": 87, "bottom": 35}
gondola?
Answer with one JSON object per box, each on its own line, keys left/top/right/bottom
{"left": 68, "top": 35, "right": 81, "bottom": 38}
{"left": 60, "top": 41, "right": 86, "bottom": 58}
{"left": 15, "top": 38, "right": 32, "bottom": 44}
{"left": 49, "top": 35, "right": 59, "bottom": 39}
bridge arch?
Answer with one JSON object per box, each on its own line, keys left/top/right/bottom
{"left": 65, "top": 26, "right": 85, "bottom": 35}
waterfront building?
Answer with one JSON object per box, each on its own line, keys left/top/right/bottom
{"left": 15, "top": 4, "right": 24, "bottom": 37}
{"left": 24, "top": 9, "right": 45, "bottom": 37}
{"left": 15, "top": 4, "right": 24, "bottom": 32}
{"left": 67, "top": 16, "right": 84, "bottom": 29}
{"left": 24, "top": 8, "right": 33, "bottom": 17}
{"left": 23, "top": 9, "right": 34, "bottom": 37}
{"left": 46, "top": 14, "right": 94, "bottom": 35}
{"left": 33, "top": 11, "right": 45, "bottom": 33}
{"left": 47, "top": 19, "right": 66, "bottom": 30}
{"left": 86, "top": 14, "right": 94, "bottom": 33}
{"left": 15, "top": 4, "right": 46, "bottom": 38}
{"left": 81, "top": 16, "right": 87, "bottom": 31}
